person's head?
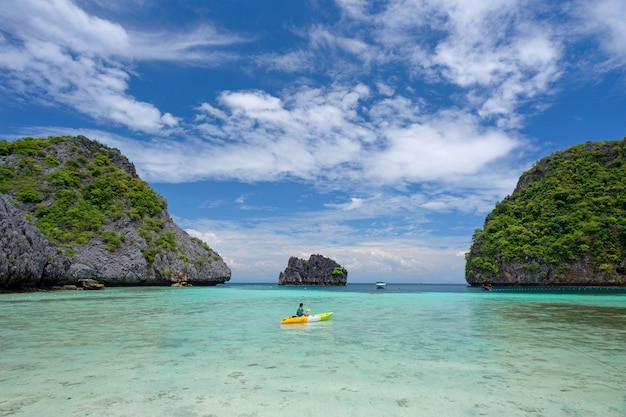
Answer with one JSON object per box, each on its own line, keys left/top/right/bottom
{"left": 299, "top": 303, "right": 303, "bottom": 307}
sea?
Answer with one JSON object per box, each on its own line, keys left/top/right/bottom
{"left": 1, "top": 283, "right": 624, "bottom": 417}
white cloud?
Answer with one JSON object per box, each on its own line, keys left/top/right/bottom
{"left": 96, "top": 82, "right": 521, "bottom": 195}
{"left": 326, "top": 197, "right": 364, "bottom": 211}
{"left": 575, "top": 0, "right": 626, "bottom": 68}
{"left": 334, "top": 0, "right": 371, "bottom": 20}
{"left": 222, "top": 91, "right": 286, "bottom": 118}
{"left": 371, "top": 111, "right": 520, "bottom": 183}
{"left": 326, "top": 0, "right": 564, "bottom": 127}
{"left": 130, "top": 25, "right": 246, "bottom": 63}
{"left": 0, "top": 1, "right": 159, "bottom": 132}
{"left": 0, "top": 0, "right": 130, "bottom": 57}
{"left": 0, "top": 0, "right": 242, "bottom": 133}
{"left": 376, "top": 82, "right": 395, "bottom": 97}
{"left": 309, "top": 26, "right": 371, "bottom": 56}
{"left": 256, "top": 50, "right": 313, "bottom": 73}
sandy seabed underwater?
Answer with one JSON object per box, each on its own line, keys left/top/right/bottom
{"left": 1, "top": 283, "right": 625, "bottom": 417}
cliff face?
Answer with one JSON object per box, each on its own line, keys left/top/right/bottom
{"left": 278, "top": 254, "right": 347, "bottom": 286}
{"left": 465, "top": 139, "right": 626, "bottom": 287}
{"left": 0, "top": 136, "right": 231, "bottom": 290}
{"left": 0, "top": 194, "right": 70, "bottom": 288}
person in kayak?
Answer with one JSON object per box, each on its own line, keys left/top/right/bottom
{"left": 296, "top": 303, "right": 304, "bottom": 316}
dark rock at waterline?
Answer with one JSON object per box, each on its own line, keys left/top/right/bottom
{"left": 278, "top": 254, "right": 347, "bottom": 286}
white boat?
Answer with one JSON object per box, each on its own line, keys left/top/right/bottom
{"left": 375, "top": 280, "right": 386, "bottom": 289}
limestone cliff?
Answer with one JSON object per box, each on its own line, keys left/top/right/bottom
{"left": 278, "top": 254, "right": 347, "bottom": 285}
{"left": 465, "top": 139, "right": 626, "bottom": 287}
{"left": 0, "top": 136, "right": 231, "bottom": 290}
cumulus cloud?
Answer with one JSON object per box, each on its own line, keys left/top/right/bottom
{"left": 0, "top": 0, "right": 130, "bottom": 57}
{"left": 118, "top": 82, "right": 522, "bottom": 198}
{"left": 370, "top": 111, "right": 520, "bottom": 183}
{"left": 331, "top": 0, "right": 564, "bottom": 127}
{"left": 574, "top": 0, "right": 626, "bottom": 69}
{"left": 0, "top": 0, "right": 242, "bottom": 133}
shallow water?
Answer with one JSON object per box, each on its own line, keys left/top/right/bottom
{"left": 1, "top": 284, "right": 624, "bottom": 416}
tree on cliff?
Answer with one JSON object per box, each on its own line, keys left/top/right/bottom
{"left": 466, "top": 138, "right": 626, "bottom": 286}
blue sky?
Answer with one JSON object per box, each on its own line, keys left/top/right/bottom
{"left": 1, "top": 0, "right": 625, "bottom": 283}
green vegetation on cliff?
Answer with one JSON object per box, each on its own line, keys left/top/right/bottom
{"left": 0, "top": 136, "right": 176, "bottom": 262}
{"left": 0, "top": 135, "right": 230, "bottom": 289}
{"left": 466, "top": 139, "right": 626, "bottom": 283}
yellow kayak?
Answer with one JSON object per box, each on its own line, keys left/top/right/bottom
{"left": 280, "top": 312, "right": 333, "bottom": 324}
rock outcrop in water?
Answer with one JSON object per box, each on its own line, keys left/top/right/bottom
{"left": 466, "top": 139, "right": 626, "bottom": 287}
{"left": 278, "top": 254, "right": 347, "bottom": 285}
{"left": 0, "top": 135, "right": 231, "bottom": 290}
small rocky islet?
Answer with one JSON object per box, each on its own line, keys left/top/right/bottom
{"left": 278, "top": 254, "right": 347, "bottom": 286}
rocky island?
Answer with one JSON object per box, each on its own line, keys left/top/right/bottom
{"left": 466, "top": 138, "right": 626, "bottom": 287}
{"left": 0, "top": 135, "right": 231, "bottom": 291}
{"left": 278, "top": 254, "right": 347, "bottom": 285}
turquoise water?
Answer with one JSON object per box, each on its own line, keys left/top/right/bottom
{"left": 1, "top": 284, "right": 624, "bottom": 417}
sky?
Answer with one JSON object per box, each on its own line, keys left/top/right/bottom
{"left": 1, "top": 0, "right": 625, "bottom": 284}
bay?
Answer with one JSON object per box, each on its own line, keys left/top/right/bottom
{"left": 0, "top": 284, "right": 624, "bottom": 416}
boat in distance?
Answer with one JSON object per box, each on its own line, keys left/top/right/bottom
{"left": 375, "top": 280, "right": 386, "bottom": 289}
{"left": 280, "top": 312, "right": 334, "bottom": 324}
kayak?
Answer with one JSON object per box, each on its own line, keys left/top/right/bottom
{"left": 280, "top": 312, "right": 333, "bottom": 324}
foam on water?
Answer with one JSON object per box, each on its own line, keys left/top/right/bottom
{"left": 1, "top": 284, "right": 624, "bottom": 416}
